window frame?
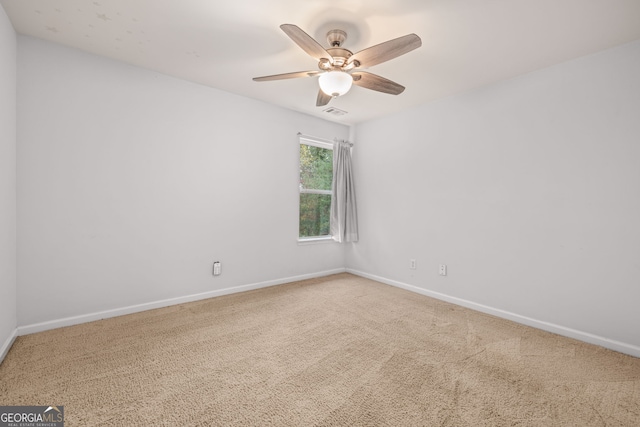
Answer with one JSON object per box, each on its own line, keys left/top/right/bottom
{"left": 298, "top": 136, "right": 335, "bottom": 243}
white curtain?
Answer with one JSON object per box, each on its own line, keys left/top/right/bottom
{"left": 330, "top": 140, "right": 358, "bottom": 242}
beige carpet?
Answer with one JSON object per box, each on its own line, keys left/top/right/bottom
{"left": 1, "top": 273, "right": 639, "bottom": 426}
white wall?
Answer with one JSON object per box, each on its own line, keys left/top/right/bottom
{"left": 17, "top": 36, "right": 348, "bottom": 328}
{"left": 348, "top": 40, "right": 640, "bottom": 354}
{"left": 0, "top": 4, "right": 17, "bottom": 360}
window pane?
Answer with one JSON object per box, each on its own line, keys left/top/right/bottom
{"left": 299, "top": 193, "right": 331, "bottom": 237}
{"left": 300, "top": 144, "right": 333, "bottom": 191}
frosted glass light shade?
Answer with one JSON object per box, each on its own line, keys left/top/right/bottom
{"left": 318, "top": 71, "right": 353, "bottom": 97}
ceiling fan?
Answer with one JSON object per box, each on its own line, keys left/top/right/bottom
{"left": 253, "top": 24, "right": 422, "bottom": 107}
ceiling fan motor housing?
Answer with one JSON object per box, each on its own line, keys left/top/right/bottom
{"left": 327, "top": 48, "right": 353, "bottom": 67}
{"left": 324, "top": 30, "right": 358, "bottom": 69}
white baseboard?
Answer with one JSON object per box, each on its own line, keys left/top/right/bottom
{"left": 17, "top": 268, "right": 346, "bottom": 336}
{"left": 347, "top": 269, "right": 640, "bottom": 359}
{"left": 0, "top": 328, "right": 18, "bottom": 365}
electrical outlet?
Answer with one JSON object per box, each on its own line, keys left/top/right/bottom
{"left": 410, "top": 259, "right": 416, "bottom": 270}
{"left": 213, "top": 261, "right": 221, "bottom": 276}
{"left": 439, "top": 264, "right": 447, "bottom": 276}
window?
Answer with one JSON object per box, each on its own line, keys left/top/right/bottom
{"left": 299, "top": 137, "right": 333, "bottom": 239}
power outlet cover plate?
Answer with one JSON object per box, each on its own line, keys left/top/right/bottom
{"left": 439, "top": 264, "right": 447, "bottom": 276}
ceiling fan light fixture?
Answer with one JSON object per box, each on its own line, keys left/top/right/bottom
{"left": 319, "top": 71, "right": 353, "bottom": 97}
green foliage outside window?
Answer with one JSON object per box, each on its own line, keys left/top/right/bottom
{"left": 299, "top": 144, "right": 333, "bottom": 238}
{"left": 299, "top": 193, "right": 331, "bottom": 237}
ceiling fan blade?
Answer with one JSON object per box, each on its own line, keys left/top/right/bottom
{"left": 280, "top": 24, "right": 334, "bottom": 63}
{"left": 348, "top": 34, "right": 421, "bottom": 68}
{"left": 316, "top": 89, "right": 332, "bottom": 107}
{"left": 253, "top": 70, "right": 321, "bottom": 82}
{"left": 351, "top": 71, "right": 405, "bottom": 95}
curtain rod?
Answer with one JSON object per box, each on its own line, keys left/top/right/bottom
{"left": 297, "top": 132, "right": 353, "bottom": 146}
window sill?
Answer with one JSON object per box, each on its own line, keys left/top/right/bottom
{"left": 297, "top": 236, "right": 335, "bottom": 245}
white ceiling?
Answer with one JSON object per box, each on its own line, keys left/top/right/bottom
{"left": 3, "top": 0, "right": 640, "bottom": 124}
